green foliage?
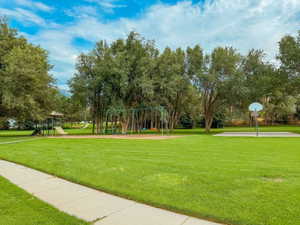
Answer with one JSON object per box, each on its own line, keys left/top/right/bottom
{"left": 187, "top": 46, "right": 243, "bottom": 131}
{"left": 70, "top": 31, "right": 300, "bottom": 132}
{"left": 278, "top": 31, "right": 300, "bottom": 74}
{"left": 277, "top": 31, "right": 300, "bottom": 95}
{"left": 179, "top": 114, "right": 194, "bottom": 129}
{"left": 0, "top": 117, "right": 9, "bottom": 129}
{"left": 0, "top": 18, "right": 56, "bottom": 122}
{"left": 70, "top": 32, "right": 199, "bottom": 133}
{"left": 54, "top": 93, "right": 86, "bottom": 122}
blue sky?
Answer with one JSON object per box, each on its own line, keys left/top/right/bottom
{"left": 0, "top": 0, "right": 299, "bottom": 91}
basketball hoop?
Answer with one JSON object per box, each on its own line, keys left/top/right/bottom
{"left": 249, "top": 102, "right": 263, "bottom": 136}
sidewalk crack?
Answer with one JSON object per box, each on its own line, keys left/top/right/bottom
{"left": 91, "top": 216, "right": 106, "bottom": 224}
{"left": 180, "top": 217, "right": 190, "bottom": 225}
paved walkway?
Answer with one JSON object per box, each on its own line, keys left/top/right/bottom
{"left": 214, "top": 132, "right": 300, "bottom": 137}
{"left": 0, "top": 160, "right": 223, "bottom": 225}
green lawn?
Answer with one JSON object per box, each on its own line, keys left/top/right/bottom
{"left": 0, "top": 130, "right": 300, "bottom": 225}
{"left": 0, "top": 137, "right": 24, "bottom": 143}
{"left": 65, "top": 128, "right": 94, "bottom": 135}
{"left": 2, "top": 125, "right": 300, "bottom": 136}
{"left": 0, "top": 176, "right": 88, "bottom": 225}
{"left": 46, "top": 125, "right": 300, "bottom": 136}
{"left": 174, "top": 125, "right": 300, "bottom": 135}
{"left": 0, "top": 130, "right": 33, "bottom": 137}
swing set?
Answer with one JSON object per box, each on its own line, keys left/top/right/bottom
{"left": 102, "top": 106, "right": 169, "bottom": 135}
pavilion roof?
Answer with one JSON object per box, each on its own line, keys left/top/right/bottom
{"left": 49, "top": 111, "right": 64, "bottom": 117}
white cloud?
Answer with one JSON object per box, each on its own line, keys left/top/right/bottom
{"left": 65, "top": 6, "right": 98, "bottom": 18}
{"left": 57, "top": 84, "right": 70, "bottom": 91}
{"left": 14, "top": 0, "right": 53, "bottom": 12}
{"left": 26, "top": 29, "right": 79, "bottom": 82}
{"left": 86, "top": 0, "right": 126, "bottom": 13}
{"left": 25, "top": 0, "right": 300, "bottom": 86}
{"left": 0, "top": 7, "right": 46, "bottom": 25}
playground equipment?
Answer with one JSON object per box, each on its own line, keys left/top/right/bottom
{"left": 54, "top": 126, "right": 67, "bottom": 135}
{"left": 81, "top": 123, "right": 89, "bottom": 129}
{"left": 33, "top": 111, "right": 65, "bottom": 136}
{"left": 33, "top": 107, "right": 170, "bottom": 136}
{"left": 102, "top": 106, "right": 169, "bottom": 135}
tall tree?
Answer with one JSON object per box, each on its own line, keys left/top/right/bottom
{"left": 0, "top": 18, "right": 56, "bottom": 122}
{"left": 188, "top": 46, "right": 243, "bottom": 132}
{"left": 242, "top": 49, "right": 292, "bottom": 124}
{"left": 70, "top": 32, "right": 159, "bottom": 133}
{"left": 155, "top": 47, "right": 198, "bottom": 129}
{"left": 278, "top": 31, "right": 300, "bottom": 95}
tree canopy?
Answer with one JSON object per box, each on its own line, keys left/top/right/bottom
{"left": 0, "top": 18, "right": 57, "bottom": 123}
{"left": 70, "top": 31, "right": 300, "bottom": 132}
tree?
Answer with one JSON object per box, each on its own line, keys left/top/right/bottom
{"left": 70, "top": 31, "right": 300, "bottom": 132}
{"left": 54, "top": 93, "right": 85, "bottom": 122}
{"left": 71, "top": 33, "right": 200, "bottom": 133}
{"left": 70, "top": 32, "right": 159, "bottom": 134}
{"left": 278, "top": 31, "right": 300, "bottom": 95}
{"left": 242, "top": 50, "right": 279, "bottom": 123}
{"left": 187, "top": 46, "right": 243, "bottom": 132}
{"left": 155, "top": 47, "right": 199, "bottom": 129}
{"left": 0, "top": 18, "right": 56, "bottom": 122}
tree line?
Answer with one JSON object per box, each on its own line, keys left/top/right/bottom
{"left": 0, "top": 18, "right": 299, "bottom": 132}
{"left": 70, "top": 31, "right": 300, "bottom": 132}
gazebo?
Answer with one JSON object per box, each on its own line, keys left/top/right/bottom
{"left": 34, "top": 111, "right": 65, "bottom": 136}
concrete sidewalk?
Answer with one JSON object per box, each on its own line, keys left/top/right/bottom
{"left": 0, "top": 160, "right": 223, "bottom": 225}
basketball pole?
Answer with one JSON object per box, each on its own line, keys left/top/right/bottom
{"left": 249, "top": 103, "right": 263, "bottom": 137}
{"left": 255, "top": 109, "right": 258, "bottom": 137}
{"left": 161, "top": 110, "right": 164, "bottom": 136}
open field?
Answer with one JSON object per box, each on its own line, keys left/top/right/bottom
{"left": 0, "top": 130, "right": 33, "bottom": 137}
{"left": 0, "top": 137, "right": 33, "bottom": 144}
{"left": 0, "top": 176, "right": 88, "bottom": 225}
{"left": 1, "top": 128, "right": 300, "bottom": 225}
{"left": 2, "top": 125, "right": 300, "bottom": 137}
{"left": 65, "top": 125, "right": 300, "bottom": 135}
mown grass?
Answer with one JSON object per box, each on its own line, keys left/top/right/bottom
{"left": 63, "top": 125, "right": 300, "bottom": 135}
{"left": 0, "top": 176, "right": 89, "bottom": 225}
{"left": 2, "top": 125, "right": 300, "bottom": 136}
{"left": 0, "top": 137, "right": 26, "bottom": 143}
{"left": 0, "top": 131, "right": 300, "bottom": 225}
{"left": 0, "top": 130, "right": 33, "bottom": 137}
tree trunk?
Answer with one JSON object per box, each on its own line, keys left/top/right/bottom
{"left": 204, "top": 113, "right": 213, "bottom": 132}
{"left": 121, "top": 115, "right": 130, "bottom": 134}
{"left": 92, "top": 90, "right": 97, "bottom": 135}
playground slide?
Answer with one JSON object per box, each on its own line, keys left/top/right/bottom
{"left": 81, "top": 123, "right": 89, "bottom": 129}
{"left": 54, "top": 126, "right": 68, "bottom": 135}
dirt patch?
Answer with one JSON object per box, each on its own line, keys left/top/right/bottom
{"left": 48, "top": 135, "right": 183, "bottom": 140}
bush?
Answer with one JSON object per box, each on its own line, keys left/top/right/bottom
{"left": 0, "top": 118, "right": 10, "bottom": 130}
{"left": 179, "top": 114, "right": 194, "bottom": 129}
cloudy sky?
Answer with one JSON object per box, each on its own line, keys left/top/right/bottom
{"left": 0, "top": 0, "right": 299, "bottom": 91}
